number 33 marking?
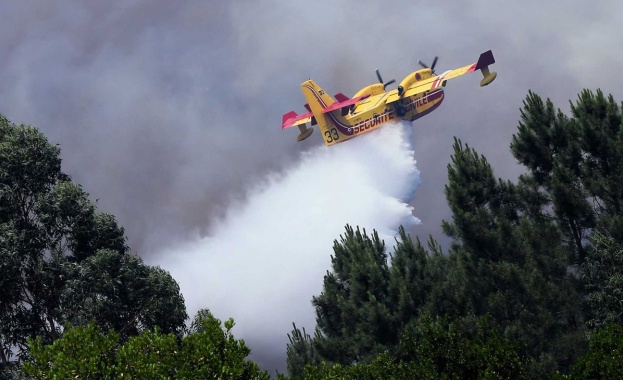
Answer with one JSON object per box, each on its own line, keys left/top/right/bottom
{"left": 324, "top": 128, "right": 339, "bottom": 143}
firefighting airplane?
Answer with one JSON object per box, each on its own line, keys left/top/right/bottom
{"left": 281, "top": 50, "right": 497, "bottom": 146}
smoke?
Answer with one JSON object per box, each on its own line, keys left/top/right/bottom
{"left": 3, "top": 2, "right": 621, "bottom": 258}
{"left": 154, "top": 122, "right": 420, "bottom": 370}
{"left": 5, "top": 0, "right": 622, "bottom": 373}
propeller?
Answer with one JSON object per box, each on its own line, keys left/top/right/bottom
{"left": 418, "top": 56, "right": 439, "bottom": 74}
{"left": 375, "top": 69, "right": 396, "bottom": 89}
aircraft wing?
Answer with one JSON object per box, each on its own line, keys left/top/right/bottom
{"left": 388, "top": 50, "right": 495, "bottom": 102}
{"left": 282, "top": 111, "right": 313, "bottom": 129}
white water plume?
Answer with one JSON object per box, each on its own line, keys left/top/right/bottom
{"left": 155, "top": 122, "right": 420, "bottom": 368}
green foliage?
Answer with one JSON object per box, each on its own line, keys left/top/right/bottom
{"left": 60, "top": 249, "right": 187, "bottom": 338}
{"left": 511, "top": 89, "right": 623, "bottom": 260}
{"left": 510, "top": 90, "right": 593, "bottom": 259}
{"left": 23, "top": 323, "right": 119, "bottom": 379}
{"left": 570, "top": 91, "right": 623, "bottom": 239}
{"left": 286, "top": 323, "right": 319, "bottom": 379}
{"left": 310, "top": 225, "right": 444, "bottom": 366}
{"left": 302, "top": 353, "right": 429, "bottom": 380}
{"left": 302, "top": 316, "right": 527, "bottom": 380}
{"left": 388, "top": 228, "right": 435, "bottom": 330}
{"left": 399, "top": 315, "right": 528, "bottom": 379}
{"left": 582, "top": 233, "right": 623, "bottom": 329}
{"left": 23, "top": 311, "right": 269, "bottom": 379}
{"left": 442, "top": 136, "right": 585, "bottom": 375}
{"left": 0, "top": 115, "right": 186, "bottom": 364}
{"left": 312, "top": 225, "right": 394, "bottom": 364}
{"left": 179, "top": 311, "right": 267, "bottom": 379}
{"left": 300, "top": 89, "right": 623, "bottom": 376}
{"left": 570, "top": 323, "right": 623, "bottom": 379}
{"left": 116, "top": 329, "right": 179, "bottom": 379}
{"left": 505, "top": 89, "right": 623, "bottom": 372}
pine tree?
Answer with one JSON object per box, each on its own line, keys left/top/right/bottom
{"left": 509, "top": 89, "right": 623, "bottom": 368}
{"left": 307, "top": 225, "right": 448, "bottom": 367}
{"left": 388, "top": 227, "right": 438, "bottom": 329}
{"left": 286, "top": 323, "right": 319, "bottom": 379}
{"left": 571, "top": 90, "right": 623, "bottom": 241}
{"left": 511, "top": 89, "right": 623, "bottom": 261}
{"left": 312, "top": 225, "right": 394, "bottom": 364}
{"left": 582, "top": 232, "right": 623, "bottom": 329}
{"left": 442, "top": 137, "right": 585, "bottom": 375}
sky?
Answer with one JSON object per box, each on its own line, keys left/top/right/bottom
{"left": 1, "top": 0, "right": 622, "bottom": 373}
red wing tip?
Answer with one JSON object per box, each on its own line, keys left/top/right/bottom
{"left": 282, "top": 111, "right": 297, "bottom": 127}
{"left": 282, "top": 111, "right": 314, "bottom": 129}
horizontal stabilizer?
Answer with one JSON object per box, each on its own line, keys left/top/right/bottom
{"left": 282, "top": 110, "right": 313, "bottom": 129}
{"left": 282, "top": 111, "right": 297, "bottom": 125}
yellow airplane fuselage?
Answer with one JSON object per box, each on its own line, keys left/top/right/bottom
{"left": 301, "top": 70, "right": 444, "bottom": 146}
{"left": 340, "top": 88, "right": 444, "bottom": 143}
{"left": 285, "top": 50, "right": 497, "bottom": 146}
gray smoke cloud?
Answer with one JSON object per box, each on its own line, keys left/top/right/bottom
{"left": 155, "top": 123, "right": 419, "bottom": 370}
{"left": 1, "top": 0, "right": 622, "bottom": 372}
